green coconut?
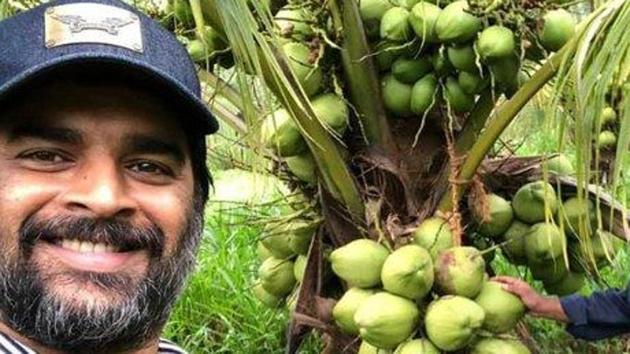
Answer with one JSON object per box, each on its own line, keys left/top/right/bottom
{"left": 598, "top": 130, "right": 617, "bottom": 149}
{"left": 201, "top": 26, "right": 227, "bottom": 52}
{"left": 283, "top": 42, "right": 323, "bottom": 97}
{"left": 391, "top": 0, "right": 422, "bottom": 9}
{"left": 354, "top": 292, "right": 420, "bottom": 349}
{"left": 524, "top": 222, "right": 565, "bottom": 264}
{"left": 286, "top": 287, "right": 298, "bottom": 312}
{"left": 459, "top": 70, "right": 489, "bottom": 95}
{"left": 410, "top": 74, "right": 439, "bottom": 115}
{"left": 261, "top": 223, "right": 295, "bottom": 259}
{"left": 447, "top": 45, "right": 478, "bottom": 72}
{"left": 187, "top": 40, "right": 209, "bottom": 63}
{"left": 261, "top": 108, "right": 306, "bottom": 157}
{"left": 489, "top": 54, "right": 521, "bottom": 96}
{"left": 259, "top": 257, "right": 296, "bottom": 296}
{"left": 473, "top": 193, "right": 514, "bottom": 238}
{"left": 392, "top": 57, "right": 433, "bottom": 84}
{"left": 257, "top": 241, "right": 274, "bottom": 261}
{"left": 445, "top": 76, "right": 475, "bottom": 113}
{"left": 294, "top": 255, "right": 307, "bottom": 283}
{"left": 501, "top": 220, "right": 530, "bottom": 265}
{"left": 477, "top": 26, "right": 515, "bottom": 62}
{"left": 394, "top": 339, "right": 440, "bottom": 354}
{"left": 330, "top": 239, "right": 390, "bottom": 287}
{"left": 333, "top": 287, "right": 377, "bottom": 335}
{"left": 559, "top": 197, "right": 596, "bottom": 237}
{"left": 381, "top": 245, "right": 434, "bottom": 300}
{"left": 173, "top": 0, "right": 194, "bottom": 26}
{"left": 591, "top": 230, "right": 624, "bottom": 263}
{"left": 544, "top": 272, "right": 585, "bottom": 296}
{"left": 432, "top": 50, "right": 454, "bottom": 77}
{"left": 287, "top": 221, "right": 317, "bottom": 255}
{"left": 286, "top": 153, "right": 317, "bottom": 185}
{"left": 382, "top": 75, "right": 414, "bottom": 117}
{"left": 252, "top": 282, "right": 283, "bottom": 308}
{"left": 475, "top": 281, "right": 525, "bottom": 333}
{"left": 529, "top": 257, "right": 569, "bottom": 284}
{"left": 540, "top": 9, "right": 576, "bottom": 52}
{"left": 412, "top": 217, "right": 454, "bottom": 258}
{"left": 435, "top": 246, "right": 486, "bottom": 298}
{"left": 274, "top": 6, "right": 314, "bottom": 39}
{"left": 311, "top": 93, "right": 350, "bottom": 135}
{"left": 471, "top": 338, "right": 531, "bottom": 354}
{"left": 381, "top": 7, "right": 412, "bottom": 42}
{"left": 600, "top": 106, "right": 617, "bottom": 126}
{"left": 359, "top": 341, "right": 393, "bottom": 354}
{"left": 359, "top": 0, "right": 395, "bottom": 38}
{"left": 542, "top": 154, "right": 574, "bottom": 176}
{"left": 435, "top": 1, "right": 482, "bottom": 44}
{"left": 373, "top": 40, "right": 414, "bottom": 71}
{"left": 512, "top": 181, "right": 558, "bottom": 223}
{"left": 425, "top": 296, "right": 486, "bottom": 351}
{"left": 409, "top": 2, "right": 442, "bottom": 44}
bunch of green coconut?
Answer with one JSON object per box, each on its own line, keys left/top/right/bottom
{"left": 253, "top": 219, "right": 319, "bottom": 309}
{"left": 327, "top": 217, "right": 532, "bottom": 353}
{"left": 358, "top": 0, "right": 577, "bottom": 117}
{"left": 163, "top": 0, "right": 235, "bottom": 66}
{"left": 469, "top": 173, "right": 625, "bottom": 297}
{"left": 596, "top": 103, "right": 621, "bottom": 151}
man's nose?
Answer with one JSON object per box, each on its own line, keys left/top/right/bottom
{"left": 60, "top": 159, "right": 137, "bottom": 219}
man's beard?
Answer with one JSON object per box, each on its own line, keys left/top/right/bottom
{"left": 0, "top": 201, "right": 204, "bottom": 353}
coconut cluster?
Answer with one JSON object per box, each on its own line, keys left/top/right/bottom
{"left": 469, "top": 164, "right": 625, "bottom": 296}
{"left": 252, "top": 220, "right": 319, "bottom": 310}
{"left": 325, "top": 227, "right": 530, "bottom": 352}
{"left": 358, "top": 0, "right": 577, "bottom": 118}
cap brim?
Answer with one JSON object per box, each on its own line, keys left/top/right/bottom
{"left": 0, "top": 52, "right": 219, "bottom": 135}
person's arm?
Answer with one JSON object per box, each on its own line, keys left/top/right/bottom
{"left": 493, "top": 276, "right": 569, "bottom": 322}
{"left": 494, "top": 276, "right": 630, "bottom": 341}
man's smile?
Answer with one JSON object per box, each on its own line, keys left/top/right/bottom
{"left": 35, "top": 240, "right": 149, "bottom": 273}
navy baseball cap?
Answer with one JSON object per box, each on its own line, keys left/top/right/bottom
{"left": 0, "top": 0, "right": 219, "bottom": 135}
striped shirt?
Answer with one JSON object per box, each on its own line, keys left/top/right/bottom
{"left": 0, "top": 331, "right": 187, "bottom": 354}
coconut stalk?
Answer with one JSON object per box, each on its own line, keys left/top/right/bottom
{"left": 198, "top": 0, "right": 365, "bottom": 218}
{"left": 328, "top": 0, "right": 395, "bottom": 152}
{"left": 437, "top": 4, "right": 608, "bottom": 213}
{"left": 198, "top": 70, "right": 251, "bottom": 114}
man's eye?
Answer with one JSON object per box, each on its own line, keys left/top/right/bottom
{"left": 22, "top": 150, "right": 67, "bottom": 163}
{"left": 129, "top": 161, "right": 172, "bottom": 176}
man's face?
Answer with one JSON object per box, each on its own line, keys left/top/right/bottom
{"left": 0, "top": 80, "right": 203, "bottom": 352}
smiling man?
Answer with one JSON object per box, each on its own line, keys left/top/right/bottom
{"left": 0, "top": 0, "right": 218, "bottom": 353}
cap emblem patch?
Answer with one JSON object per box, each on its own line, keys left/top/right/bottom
{"left": 44, "top": 3, "right": 143, "bottom": 52}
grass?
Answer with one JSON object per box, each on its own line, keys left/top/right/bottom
{"left": 162, "top": 169, "right": 322, "bottom": 353}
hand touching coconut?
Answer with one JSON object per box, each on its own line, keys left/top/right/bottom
{"left": 492, "top": 276, "right": 569, "bottom": 322}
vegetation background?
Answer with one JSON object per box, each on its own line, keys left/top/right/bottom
{"left": 162, "top": 100, "right": 630, "bottom": 353}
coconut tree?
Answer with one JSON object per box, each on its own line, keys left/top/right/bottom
{"left": 176, "top": 0, "right": 629, "bottom": 352}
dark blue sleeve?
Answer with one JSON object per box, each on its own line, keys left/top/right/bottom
{"left": 560, "top": 286, "right": 630, "bottom": 341}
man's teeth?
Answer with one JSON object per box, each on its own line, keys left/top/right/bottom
{"left": 60, "top": 240, "right": 119, "bottom": 253}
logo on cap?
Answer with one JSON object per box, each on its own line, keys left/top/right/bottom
{"left": 44, "top": 3, "right": 143, "bottom": 52}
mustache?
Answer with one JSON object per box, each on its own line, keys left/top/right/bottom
{"left": 20, "top": 215, "right": 165, "bottom": 257}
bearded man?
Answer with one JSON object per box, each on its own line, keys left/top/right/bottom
{"left": 0, "top": 0, "right": 218, "bottom": 352}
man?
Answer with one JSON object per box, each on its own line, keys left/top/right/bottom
{"left": 0, "top": 0, "right": 218, "bottom": 352}
{"left": 496, "top": 276, "right": 630, "bottom": 340}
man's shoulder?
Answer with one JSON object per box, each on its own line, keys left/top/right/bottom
{"left": 158, "top": 338, "right": 188, "bottom": 354}
{"left": 0, "top": 330, "right": 187, "bottom": 354}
